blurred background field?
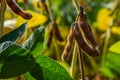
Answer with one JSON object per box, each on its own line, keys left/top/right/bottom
{"left": 1, "top": 0, "right": 120, "bottom": 80}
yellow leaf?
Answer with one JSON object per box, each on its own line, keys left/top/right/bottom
{"left": 58, "top": 61, "right": 71, "bottom": 75}
{"left": 112, "top": 26, "right": 120, "bottom": 35}
{"left": 16, "top": 10, "right": 47, "bottom": 28}
{"left": 33, "top": 1, "right": 40, "bottom": 11}
{"left": 5, "top": 10, "right": 12, "bottom": 19}
{"left": 32, "top": 0, "right": 45, "bottom": 12}
{"left": 109, "top": 41, "right": 120, "bottom": 54}
{"left": 3, "top": 27, "right": 13, "bottom": 35}
{"left": 17, "top": 0, "right": 24, "bottom": 2}
{"left": 97, "top": 8, "right": 114, "bottom": 31}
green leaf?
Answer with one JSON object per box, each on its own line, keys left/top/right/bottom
{"left": 109, "top": 41, "right": 120, "bottom": 54}
{"left": 0, "top": 41, "right": 35, "bottom": 79}
{"left": 0, "top": 22, "right": 27, "bottom": 44}
{"left": 106, "top": 53, "right": 120, "bottom": 73}
{"left": 23, "top": 27, "right": 45, "bottom": 58}
{"left": 30, "top": 55, "right": 72, "bottom": 80}
{"left": 102, "top": 53, "right": 120, "bottom": 78}
{"left": 102, "top": 67, "right": 116, "bottom": 78}
{"left": 24, "top": 72, "right": 35, "bottom": 80}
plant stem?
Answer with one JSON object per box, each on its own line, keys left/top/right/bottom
{"left": 72, "top": 0, "right": 85, "bottom": 79}
{"left": 45, "top": 0, "right": 61, "bottom": 60}
{"left": 71, "top": 43, "right": 78, "bottom": 80}
{"left": 54, "top": 37, "right": 61, "bottom": 61}
{"left": 78, "top": 47, "right": 85, "bottom": 80}
{"left": 86, "top": 54, "right": 98, "bottom": 73}
{"left": 101, "top": 28, "right": 111, "bottom": 67}
{"left": 46, "top": 0, "right": 54, "bottom": 22}
{"left": 0, "top": 0, "right": 6, "bottom": 38}
{"left": 73, "top": 0, "right": 79, "bottom": 12}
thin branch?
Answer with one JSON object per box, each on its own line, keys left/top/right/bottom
{"left": 101, "top": 28, "right": 111, "bottom": 67}
{"left": 73, "top": 0, "right": 79, "bottom": 12}
{"left": 71, "top": 43, "right": 78, "bottom": 80}
{"left": 78, "top": 47, "right": 85, "bottom": 80}
{"left": 0, "top": 0, "right": 6, "bottom": 38}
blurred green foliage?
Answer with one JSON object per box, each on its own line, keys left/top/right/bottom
{"left": 0, "top": 0, "right": 120, "bottom": 80}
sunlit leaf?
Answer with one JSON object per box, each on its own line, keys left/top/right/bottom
{"left": 97, "top": 8, "right": 114, "bottom": 31}
{"left": 0, "top": 22, "right": 27, "bottom": 44}
{"left": 32, "top": 1, "right": 43, "bottom": 12}
{"left": 5, "top": 10, "right": 12, "bottom": 19}
{"left": 0, "top": 41, "right": 35, "bottom": 79}
{"left": 111, "top": 26, "right": 120, "bottom": 35}
{"left": 3, "top": 27, "right": 12, "bottom": 37}
{"left": 18, "top": 0, "right": 24, "bottom": 3}
{"left": 30, "top": 55, "right": 72, "bottom": 80}
{"left": 102, "top": 53, "right": 120, "bottom": 78}
{"left": 16, "top": 10, "right": 47, "bottom": 28}
{"left": 23, "top": 27, "right": 45, "bottom": 58}
{"left": 24, "top": 72, "right": 35, "bottom": 80}
{"left": 102, "top": 67, "right": 116, "bottom": 78}
{"left": 58, "top": 61, "right": 70, "bottom": 74}
{"left": 109, "top": 41, "right": 120, "bottom": 54}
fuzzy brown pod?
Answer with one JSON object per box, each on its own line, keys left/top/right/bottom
{"left": 53, "top": 22, "right": 64, "bottom": 42}
{"left": 40, "top": 0, "right": 45, "bottom": 3}
{"left": 23, "top": 0, "right": 28, "bottom": 4}
{"left": 77, "top": 6, "right": 99, "bottom": 52}
{"left": 40, "top": 0, "right": 50, "bottom": 16}
{"left": 72, "top": 23, "right": 99, "bottom": 57}
{"left": 61, "top": 26, "right": 74, "bottom": 61}
{"left": 6, "top": 0, "right": 32, "bottom": 20}
{"left": 47, "top": 26, "right": 53, "bottom": 48}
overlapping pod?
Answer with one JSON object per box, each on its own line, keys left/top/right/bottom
{"left": 72, "top": 23, "right": 99, "bottom": 57}
{"left": 6, "top": 0, "right": 32, "bottom": 20}
{"left": 77, "top": 6, "right": 99, "bottom": 52}
{"left": 61, "top": 26, "right": 74, "bottom": 61}
{"left": 62, "top": 6, "right": 99, "bottom": 59}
